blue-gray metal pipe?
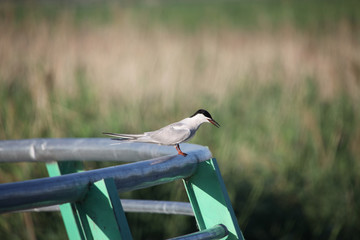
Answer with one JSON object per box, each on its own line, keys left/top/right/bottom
{"left": 0, "top": 138, "right": 210, "bottom": 162}
{"left": 0, "top": 147, "right": 211, "bottom": 213}
{"left": 121, "top": 199, "right": 194, "bottom": 216}
{"left": 18, "top": 200, "right": 195, "bottom": 216}
{"left": 167, "top": 224, "right": 228, "bottom": 240}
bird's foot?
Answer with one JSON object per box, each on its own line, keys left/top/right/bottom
{"left": 178, "top": 151, "right": 188, "bottom": 157}
{"left": 175, "top": 144, "right": 187, "bottom": 157}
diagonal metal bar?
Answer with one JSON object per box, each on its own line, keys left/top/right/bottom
{"left": 0, "top": 147, "right": 211, "bottom": 213}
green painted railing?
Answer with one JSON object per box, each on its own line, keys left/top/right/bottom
{"left": 0, "top": 138, "right": 244, "bottom": 240}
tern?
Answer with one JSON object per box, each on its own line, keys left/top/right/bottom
{"left": 103, "top": 109, "right": 220, "bottom": 156}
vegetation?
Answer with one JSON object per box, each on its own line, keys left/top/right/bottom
{"left": 0, "top": 1, "right": 359, "bottom": 239}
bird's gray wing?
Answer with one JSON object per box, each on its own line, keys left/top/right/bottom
{"left": 147, "top": 123, "right": 191, "bottom": 145}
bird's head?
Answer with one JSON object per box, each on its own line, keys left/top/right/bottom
{"left": 190, "top": 109, "right": 220, "bottom": 128}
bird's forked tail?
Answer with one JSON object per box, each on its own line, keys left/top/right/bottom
{"left": 102, "top": 132, "right": 144, "bottom": 141}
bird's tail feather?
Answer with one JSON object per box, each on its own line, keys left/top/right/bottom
{"left": 102, "top": 132, "right": 144, "bottom": 141}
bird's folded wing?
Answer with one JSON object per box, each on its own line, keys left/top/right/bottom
{"left": 149, "top": 125, "right": 191, "bottom": 145}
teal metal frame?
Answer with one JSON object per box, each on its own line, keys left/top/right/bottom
{"left": 46, "top": 162, "right": 86, "bottom": 239}
{"left": 46, "top": 162, "right": 132, "bottom": 240}
{"left": 46, "top": 158, "right": 244, "bottom": 240}
{"left": 183, "top": 159, "right": 244, "bottom": 240}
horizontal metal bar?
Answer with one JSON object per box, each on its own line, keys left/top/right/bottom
{"left": 0, "top": 148, "right": 211, "bottom": 213}
{"left": 0, "top": 138, "right": 210, "bottom": 162}
{"left": 16, "top": 200, "right": 195, "bottom": 216}
{"left": 168, "top": 224, "right": 228, "bottom": 240}
{"left": 123, "top": 199, "right": 194, "bottom": 216}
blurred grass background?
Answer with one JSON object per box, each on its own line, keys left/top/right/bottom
{"left": 1, "top": 0, "right": 360, "bottom": 239}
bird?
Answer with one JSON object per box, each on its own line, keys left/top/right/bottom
{"left": 103, "top": 109, "right": 220, "bottom": 157}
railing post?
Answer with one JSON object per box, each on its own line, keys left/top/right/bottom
{"left": 75, "top": 178, "right": 133, "bottom": 240}
{"left": 46, "top": 162, "right": 86, "bottom": 240}
{"left": 183, "top": 158, "right": 244, "bottom": 240}
{"left": 46, "top": 162, "right": 133, "bottom": 240}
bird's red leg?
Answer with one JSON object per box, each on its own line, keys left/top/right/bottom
{"left": 175, "top": 144, "right": 187, "bottom": 157}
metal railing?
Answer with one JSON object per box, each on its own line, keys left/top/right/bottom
{"left": 0, "top": 138, "right": 243, "bottom": 240}
{"left": 0, "top": 138, "right": 211, "bottom": 162}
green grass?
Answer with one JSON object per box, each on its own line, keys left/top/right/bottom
{"left": 129, "top": 0, "right": 360, "bottom": 32}
{"left": 216, "top": 81, "right": 360, "bottom": 239}
{"left": 2, "top": 0, "right": 360, "bottom": 32}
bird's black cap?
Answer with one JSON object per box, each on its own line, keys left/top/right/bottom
{"left": 190, "top": 109, "right": 213, "bottom": 119}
